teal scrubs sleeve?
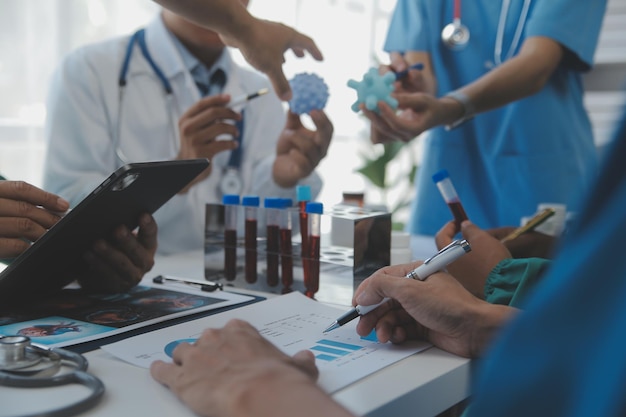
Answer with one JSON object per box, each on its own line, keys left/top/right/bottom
{"left": 383, "top": 0, "right": 429, "bottom": 53}
{"left": 484, "top": 258, "right": 551, "bottom": 308}
{"left": 525, "top": 1, "right": 606, "bottom": 71}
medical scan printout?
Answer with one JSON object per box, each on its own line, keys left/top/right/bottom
{"left": 102, "top": 292, "right": 431, "bottom": 393}
{"left": 0, "top": 282, "right": 253, "bottom": 349}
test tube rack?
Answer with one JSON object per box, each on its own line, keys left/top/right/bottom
{"left": 204, "top": 203, "right": 391, "bottom": 306}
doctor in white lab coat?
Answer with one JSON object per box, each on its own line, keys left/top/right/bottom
{"left": 44, "top": 10, "right": 331, "bottom": 255}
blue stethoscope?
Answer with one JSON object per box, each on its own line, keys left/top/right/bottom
{"left": 116, "top": 29, "right": 244, "bottom": 195}
{"left": 442, "top": 0, "right": 532, "bottom": 67}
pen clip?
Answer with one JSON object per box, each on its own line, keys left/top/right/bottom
{"left": 423, "top": 239, "right": 469, "bottom": 264}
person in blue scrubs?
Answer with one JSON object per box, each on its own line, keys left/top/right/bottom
{"left": 150, "top": 96, "right": 626, "bottom": 416}
{"left": 364, "top": 0, "right": 607, "bottom": 236}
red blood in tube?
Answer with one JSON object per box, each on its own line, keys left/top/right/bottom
{"left": 280, "top": 228, "right": 293, "bottom": 293}
{"left": 266, "top": 224, "right": 280, "bottom": 287}
{"left": 447, "top": 199, "right": 468, "bottom": 228}
{"left": 304, "top": 234, "right": 320, "bottom": 298}
{"left": 245, "top": 218, "right": 257, "bottom": 283}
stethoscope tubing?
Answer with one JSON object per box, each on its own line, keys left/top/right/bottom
{"left": 0, "top": 346, "right": 105, "bottom": 417}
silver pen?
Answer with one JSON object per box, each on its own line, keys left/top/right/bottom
{"left": 323, "top": 239, "right": 471, "bottom": 333}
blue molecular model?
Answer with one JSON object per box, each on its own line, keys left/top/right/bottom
{"left": 347, "top": 67, "right": 398, "bottom": 113}
{"left": 288, "top": 72, "right": 329, "bottom": 115}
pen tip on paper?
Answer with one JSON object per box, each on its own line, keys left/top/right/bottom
{"left": 323, "top": 322, "right": 339, "bottom": 333}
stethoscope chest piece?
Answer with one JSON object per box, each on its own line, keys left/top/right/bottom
{"left": 219, "top": 168, "right": 244, "bottom": 196}
{"left": 0, "top": 335, "right": 105, "bottom": 417}
{"left": 0, "top": 335, "right": 43, "bottom": 371}
{"left": 441, "top": 20, "right": 470, "bottom": 51}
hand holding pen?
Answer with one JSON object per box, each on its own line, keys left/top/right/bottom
{"left": 394, "top": 62, "right": 424, "bottom": 80}
{"left": 324, "top": 239, "right": 471, "bottom": 333}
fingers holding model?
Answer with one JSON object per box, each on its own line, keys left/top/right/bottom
{"left": 273, "top": 110, "right": 334, "bottom": 188}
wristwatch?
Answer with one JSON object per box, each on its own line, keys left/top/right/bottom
{"left": 444, "top": 90, "right": 475, "bottom": 130}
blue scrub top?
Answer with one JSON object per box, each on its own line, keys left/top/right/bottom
{"left": 468, "top": 102, "right": 626, "bottom": 416}
{"left": 384, "top": 0, "right": 606, "bottom": 234}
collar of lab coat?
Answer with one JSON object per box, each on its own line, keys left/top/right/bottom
{"left": 139, "top": 15, "right": 245, "bottom": 100}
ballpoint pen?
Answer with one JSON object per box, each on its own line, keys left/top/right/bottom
{"left": 323, "top": 239, "right": 471, "bottom": 333}
{"left": 500, "top": 208, "right": 556, "bottom": 243}
{"left": 395, "top": 62, "right": 424, "bottom": 80}
{"left": 152, "top": 275, "right": 223, "bottom": 292}
{"left": 229, "top": 88, "right": 269, "bottom": 108}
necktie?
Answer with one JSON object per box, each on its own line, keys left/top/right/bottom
{"left": 195, "top": 68, "right": 226, "bottom": 97}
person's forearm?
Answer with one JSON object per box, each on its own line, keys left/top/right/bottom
{"left": 153, "top": 0, "right": 254, "bottom": 41}
{"left": 439, "top": 36, "right": 563, "bottom": 125}
{"left": 469, "top": 302, "right": 519, "bottom": 357}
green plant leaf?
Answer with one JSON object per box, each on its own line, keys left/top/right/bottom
{"left": 356, "top": 157, "right": 388, "bottom": 188}
{"left": 381, "top": 142, "right": 405, "bottom": 163}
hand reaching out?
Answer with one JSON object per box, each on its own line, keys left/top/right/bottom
{"left": 272, "top": 110, "right": 333, "bottom": 188}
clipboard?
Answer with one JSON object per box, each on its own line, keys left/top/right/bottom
{"left": 0, "top": 159, "right": 209, "bottom": 303}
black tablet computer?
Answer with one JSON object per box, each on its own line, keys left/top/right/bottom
{"left": 0, "top": 159, "right": 209, "bottom": 303}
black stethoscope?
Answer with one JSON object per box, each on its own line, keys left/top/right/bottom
{"left": 0, "top": 335, "right": 104, "bottom": 417}
{"left": 442, "top": 0, "right": 532, "bottom": 66}
{"left": 116, "top": 29, "right": 244, "bottom": 196}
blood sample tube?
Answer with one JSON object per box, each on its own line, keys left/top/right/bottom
{"left": 222, "top": 194, "right": 240, "bottom": 281}
{"left": 242, "top": 195, "right": 259, "bottom": 284}
{"left": 303, "top": 201, "right": 323, "bottom": 299}
{"left": 432, "top": 169, "right": 468, "bottom": 230}
{"left": 279, "top": 198, "right": 294, "bottom": 294}
{"left": 264, "top": 197, "right": 282, "bottom": 287}
{"left": 296, "top": 185, "right": 311, "bottom": 260}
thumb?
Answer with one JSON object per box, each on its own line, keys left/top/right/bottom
{"left": 460, "top": 220, "right": 482, "bottom": 240}
{"left": 291, "top": 350, "right": 319, "bottom": 380}
{"left": 285, "top": 111, "right": 303, "bottom": 130}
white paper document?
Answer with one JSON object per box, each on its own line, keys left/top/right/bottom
{"left": 102, "top": 292, "right": 431, "bottom": 393}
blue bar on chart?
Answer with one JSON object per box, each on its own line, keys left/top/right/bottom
{"left": 311, "top": 339, "right": 363, "bottom": 361}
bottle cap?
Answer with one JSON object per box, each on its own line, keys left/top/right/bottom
{"left": 222, "top": 194, "right": 240, "bottom": 205}
{"left": 241, "top": 195, "right": 260, "bottom": 207}
{"left": 432, "top": 169, "right": 450, "bottom": 183}
{"left": 305, "top": 201, "right": 324, "bottom": 214}
{"left": 264, "top": 197, "right": 282, "bottom": 209}
{"left": 279, "top": 198, "right": 293, "bottom": 208}
{"left": 296, "top": 185, "right": 311, "bottom": 202}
